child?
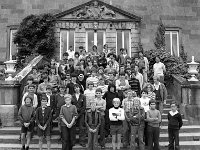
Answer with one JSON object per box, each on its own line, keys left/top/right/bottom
{"left": 146, "top": 100, "right": 161, "bottom": 150}
{"left": 122, "top": 90, "right": 136, "bottom": 148}
{"left": 22, "top": 76, "right": 34, "bottom": 95}
{"left": 140, "top": 90, "right": 150, "bottom": 146}
{"left": 168, "top": 101, "right": 183, "bottom": 150}
{"left": 84, "top": 81, "right": 96, "bottom": 109}
{"left": 109, "top": 98, "right": 125, "bottom": 150}
{"left": 128, "top": 97, "right": 145, "bottom": 150}
{"left": 18, "top": 96, "right": 35, "bottom": 150}
{"left": 85, "top": 101, "right": 101, "bottom": 150}
{"left": 59, "top": 94, "right": 78, "bottom": 150}
{"left": 94, "top": 88, "right": 106, "bottom": 148}
{"left": 35, "top": 96, "right": 52, "bottom": 150}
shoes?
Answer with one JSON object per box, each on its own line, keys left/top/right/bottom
{"left": 80, "top": 143, "right": 86, "bottom": 147}
{"left": 21, "top": 145, "right": 25, "bottom": 150}
{"left": 25, "top": 146, "right": 29, "bottom": 150}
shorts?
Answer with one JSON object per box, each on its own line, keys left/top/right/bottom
{"left": 37, "top": 125, "right": 51, "bottom": 137}
{"left": 21, "top": 123, "right": 34, "bottom": 133}
{"left": 110, "top": 125, "right": 123, "bottom": 135}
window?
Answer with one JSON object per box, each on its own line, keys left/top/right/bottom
{"left": 8, "top": 27, "right": 18, "bottom": 60}
{"left": 116, "top": 30, "right": 131, "bottom": 56}
{"left": 165, "top": 30, "right": 179, "bottom": 57}
{"left": 60, "top": 30, "right": 75, "bottom": 60}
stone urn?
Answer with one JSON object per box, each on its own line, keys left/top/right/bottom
{"left": 4, "top": 60, "right": 17, "bottom": 81}
{"left": 187, "top": 56, "right": 199, "bottom": 81}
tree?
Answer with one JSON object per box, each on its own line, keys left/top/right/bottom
{"left": 154, "top": 19, "right": 166, "bottom": 50}
{"left": 13, "top": 13, "right": 57, "bottom": 68}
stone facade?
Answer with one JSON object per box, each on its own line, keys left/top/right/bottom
{"left": 1, "top": 0, "right": 200, "bottom": 61}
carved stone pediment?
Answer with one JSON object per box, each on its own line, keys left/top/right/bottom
{"left": 54, "top": 0, "right": 141, "bottom": 22}
{"left": 72, "top": 1, "right": 116, "bottom": 19}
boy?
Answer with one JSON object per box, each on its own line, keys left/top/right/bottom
{"left": 109, "top": 98, "right": 125, "bottom": 150}
{"left": 60, "top": 94, "right": 78, "bottom": 150}
{"left": 18, "top": 96, "right": 35, "bottom": 150}
{"left": 85, "top": 101, "right": 101, "bottom": 150}
{"left": 22, "top": 76, "right": 34, "bottom": 95}
{"left": 35, "top": 96, "right": 52, "bottom": 150}
{"left": 168, "top": 101, "right": 183, "bottom": 150}
{"left": 71, "top": 84, "right": 86, "bottom": 147}
{"left": 122, "top": 90, "right": 136, "bottom": 148}
{"left": 128, "top": 97, "right": 145, "bottom": 150}
{"left": 94, "top": 88, "right": 106, "bottom": 148}
{"left": 86, "top": 68, "right": 99, "bottom": 89}
{"left": 84, "top": 81, "right": 96, "bottom": 109}
{"left": 146, "top": 100, "right": 161, "bottom": 150}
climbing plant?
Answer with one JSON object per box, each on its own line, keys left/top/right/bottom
{"left": 13, "top": 13, "right": 57, "bottom": 68}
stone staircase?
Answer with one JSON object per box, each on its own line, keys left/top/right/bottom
{"left": 0, "top": 99, "right": 200, "bottom": 150}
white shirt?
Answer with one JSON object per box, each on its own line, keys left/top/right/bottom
{"left": 67, "top": 50, "right": 75, "bottom": 59}
{"left": 153, "top": 62, "right": 165, "bottom": 76}
{"left": 140, "top": 97, "right": 150, "bottom": 112}
{"left": 109, "top": 107, "right": 125, "bottom": 121}
{"left": 46, "top": 94, "right": 51, "bottom": 107}
{"left": 135, "top": 72, "right": 144, "bottom": 89}
{"left": 84, "top": 89, "right": 96, "bottom": 108}
{"left": 22, "top": 92, "right": 38, "bottom": 108}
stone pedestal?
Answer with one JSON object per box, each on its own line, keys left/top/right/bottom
{"left": 168, "top": 75, "right": 200, "bottom": 125}
{"left": 0, "top": 81, "right": 21, "bottom": 126}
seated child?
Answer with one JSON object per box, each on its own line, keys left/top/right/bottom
{"left": 109, "top": 98, "right": 125, "bottom": 150}
{"left": 18, "top": 96, "right": 35, "bottom": 150}
{"left": 35, "top": 96, "right": 52, "bottom": 150}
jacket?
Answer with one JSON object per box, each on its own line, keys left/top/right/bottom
{"left": 35, "top": 106, "right": 52, "bottom": 126}
{"left": 71, "top": 93, "right": 86, "bottom": 117}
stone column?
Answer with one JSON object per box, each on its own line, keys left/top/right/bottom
{"left": 75, "top": 27, "right": 86, "bottom": 52}
{"left": 0, "top": 81, "right": 21, "bottom": 126}
{"left": 106, "top": 28, "right": 116, "bottom": 51}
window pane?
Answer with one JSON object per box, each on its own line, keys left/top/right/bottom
{"left": 117, "top": 31, "right": 122, "bottom": 55}
{"left": 69, "top": 30, "right": 74, "bottom": 51}
{"left": 124, "top": 30, "right": 130, "bottom": 56}
{"left": 11, "top": 30, "right": 17, "bottom": 58}
{"left": 88, "top": 31, "right": 94, "bottom": 52}
{"left": 60, "top": 30, "right": 68, "bottom": 58}
{"left": 97, "top": 31, "right": 104, "bottom": 53}
{"left": 172, "top": 33, "right": 178, "bottom": 56}
{"left": 165, "top": 33, "right": 171, "bottom": 54}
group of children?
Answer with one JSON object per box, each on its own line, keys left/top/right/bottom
{"left": 17, "top": 46, "right": 183, "bottom": 150}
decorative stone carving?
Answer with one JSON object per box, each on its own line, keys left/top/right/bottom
{"left": 73, "top": 1, "right": 116, "bottom": 19}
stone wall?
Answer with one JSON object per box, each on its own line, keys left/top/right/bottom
{"left": 1, "top": 0, "right": 200, "bottom": 61}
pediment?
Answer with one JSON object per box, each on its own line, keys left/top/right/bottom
{"left": 54, "top": 0, "right": 141, "bottom": 22}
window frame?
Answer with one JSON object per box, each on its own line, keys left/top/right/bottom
{"left": 7, "top": 25, "right": 18, "bottom": 60}
{"left": 165, "top": 27, "right": 181, "bottom": 57}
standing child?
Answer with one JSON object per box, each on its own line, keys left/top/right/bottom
{"left": 109, "top": 98, "right": 125, "bottom": 150}
{"left": 168, "top": 101, "right": 183, "bottom": 150}
{"left": 128, "top": 97, "right": 145, "bottom": 150}
{"left": 146, "top": 100, "right": 161, "bottom": 150}
{"left": 85, "top": 102, "right": 101, "bottom": 150}
{"left": 94, "top": 88, "right": 106, "bottom": 148}
{"left": 59, "top": 94, "right": 78, "bottom": 150}
{"left": 18, "top": 96, "right": 35, "bottom": 150}
{"left": 35, "top": 96, "right": 52, "bottom": 150}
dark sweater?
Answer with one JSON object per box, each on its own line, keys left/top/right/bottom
{"left": 168, "top": 111, "right": 183, "bottom": 129}
{"left": 128, "top": 78, "right": 141, "bottom": 97}
{"left": 18, "top": 104, "right": 35, "bottom": 124}
{"left": 35, "top": 106, "right": 52, "bottom": 126}
{"left": 102, "top": 91, "right": 119, "bottom": 109}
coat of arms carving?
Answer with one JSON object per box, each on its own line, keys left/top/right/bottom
{"left": 73, "top": 1, "right": 116, "bottom": 19}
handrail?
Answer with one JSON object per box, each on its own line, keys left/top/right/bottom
{"left": 14, "top": 55, "right": 43, "bottom": 82}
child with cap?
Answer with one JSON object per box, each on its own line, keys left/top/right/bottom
{"left": 85, "top": 101, "right": 101, "bottom": 150}
{"left": 146, "top": 100, "right": 161, "bottom": 150}
{"left": 109, "top": 98, "right": 125, "bottom": 150}
{"left": 18, "top": 96, "right": 35, "bottom": 150}
{"left": 35, "top": 96, "right": 52, "bottom": 150}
